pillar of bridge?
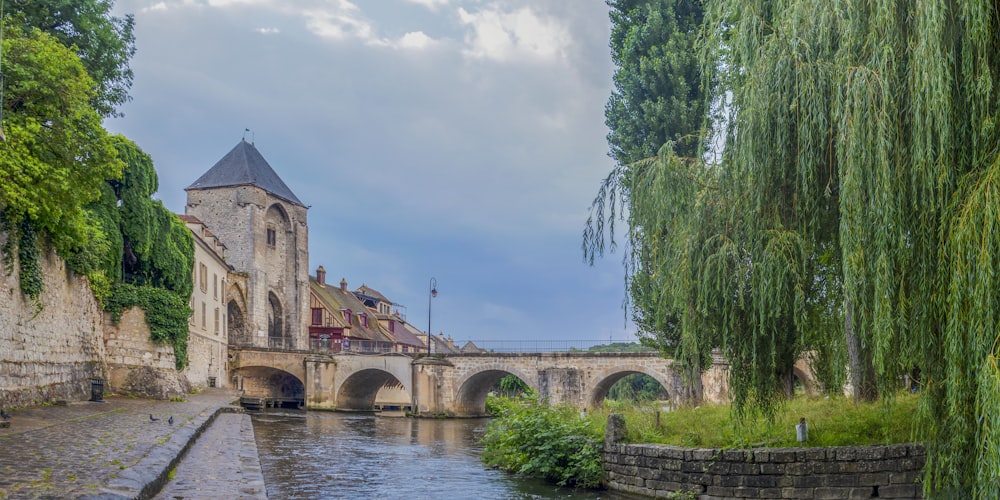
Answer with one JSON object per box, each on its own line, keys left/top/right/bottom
{"left": 304, "top": 356, "right": 337, "bottom": 410}
{"left": 413, "top": 357, "right": 454, "bottom": 416}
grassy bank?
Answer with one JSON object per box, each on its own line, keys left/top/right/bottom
{"left": 585, "top": 392, "right": 920, "bottom": 449}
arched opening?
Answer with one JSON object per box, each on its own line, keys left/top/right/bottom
{"left": 590, "top": 370, "right": 671, "bottom": 408}
{"left": 235, "top": 366, "right": 304, "bottom": 409}
{"left": 455, "top": 370, "right": 533, "bottom": 417}
{"left": 267, "top": 291, "right": 286, "bottom": 348}
{"left": 606, "top": 372, "right": 670, "bottom": 403}
{"left": 337, "top": 369, "right": 410, "bottom": 412}
{"left": 791, "top": 366, "right": 816, "bottom": 396}
{"left": 227, "top": 300, "right": 246, "bottom": 346}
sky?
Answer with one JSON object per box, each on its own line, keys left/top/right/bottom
{"left": 106, "top": 0, "right": 636, "bottom": 349}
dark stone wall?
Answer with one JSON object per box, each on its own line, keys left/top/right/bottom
{"left": 603, "top": 442, "right": 924, "bottom": 499}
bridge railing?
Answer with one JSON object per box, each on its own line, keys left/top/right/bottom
{"left": 308, "top": 339, "right": 395, "bottom": 354}
{"left": 447, "top": 340, "right": 658, "bottom": 354}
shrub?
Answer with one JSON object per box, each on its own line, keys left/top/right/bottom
{"left": 481, "top": 395, "right": 604, "bottom": 489}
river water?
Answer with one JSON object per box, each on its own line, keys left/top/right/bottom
{"left": 251, "top": 409, "right": 638, "bottom": 499}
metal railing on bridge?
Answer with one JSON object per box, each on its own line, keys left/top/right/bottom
{"left": 443, "top": 340, "right": 658, "bottom": 354}
{"left": 234, "top": 339, "right": 654, "bottom": 355}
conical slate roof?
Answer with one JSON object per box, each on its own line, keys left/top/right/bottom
{"left": 186, "top": 140, "right": 304, "bottom": 206}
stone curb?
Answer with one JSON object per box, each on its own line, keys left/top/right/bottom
{"left": 93, "top": 405, "right": 244, "bottom": 499}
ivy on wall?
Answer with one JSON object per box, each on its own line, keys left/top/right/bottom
{"left": 1, "top": 217, "right": 43, "bottom": 302}
{"left": 104, "top": 283, "right": 190, "bottom": 370}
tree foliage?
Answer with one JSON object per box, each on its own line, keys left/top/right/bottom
{"left": 114, "top": 136, "right": 194, "bottom": 299}
{"left": 481, "top": 395, "right": 604, "bottom": 489}
{"left": 0, "top": 26, "right": 121, "bottom": 256}
{"left": 6, "top": 0, "right": 136, "bottom": 116}
{"left": 587, "top": 0, "right": 711, "bottom": 402}
{"left": 588, "top": 0, "right": 1000, "bottom": 495}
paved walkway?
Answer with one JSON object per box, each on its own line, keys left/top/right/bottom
{"left": 0, "top": 388, "right": 266, "bottom": 499}
{"left": 155, "top": 413, "right": 266, "bottom": 499}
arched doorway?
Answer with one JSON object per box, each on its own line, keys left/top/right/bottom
{"left": 227, "top": 300, "right": 247, "bottom": 345}
{"left": 267, "top": 291, "right": 287, "bottom": 348}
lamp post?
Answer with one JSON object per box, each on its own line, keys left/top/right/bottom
{"left": 427, "top": 278, "right": 437, "bottom": 355}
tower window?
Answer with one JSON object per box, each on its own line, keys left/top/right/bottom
{"left": 266, "top": 226, "right": 277, "bottom": 247}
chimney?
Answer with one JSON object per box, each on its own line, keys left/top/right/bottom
{"left": 340, "top": 278, "right": 348, "bottom": 291}
{"left": 316, "top": 266, "right": 326, "bottom": 286}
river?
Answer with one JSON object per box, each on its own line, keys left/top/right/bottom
{"left": 251, "top": 409, "right": 639, "bottom": 499}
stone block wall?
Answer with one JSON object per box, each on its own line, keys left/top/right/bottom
{"left": 603, "top": 442, "right": 925, "bottom": 499}
{"left": 0, "top": 243, "right": 106, "bottom": 408}
{"left": 104, "top": 308, "right": 188, "bottom": 399}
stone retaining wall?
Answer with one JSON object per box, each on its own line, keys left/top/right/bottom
{"left": 0, "top": 239, "right": 106, "bottom": 408}
{"left": 603, "top": 441, "right": 925, "bottom": 499}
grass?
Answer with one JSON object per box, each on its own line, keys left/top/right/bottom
{"left": 586, "top": 391, "right": 919, "bottom": 449}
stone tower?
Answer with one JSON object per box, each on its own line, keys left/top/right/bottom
{"left": 185, "top": 140, "right": 309, "bottom": 350}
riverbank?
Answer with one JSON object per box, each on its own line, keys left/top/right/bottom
{"left": 0, "top": 388, "right": 265, "bottom": 499}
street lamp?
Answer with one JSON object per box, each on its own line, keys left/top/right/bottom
{"left": 428, "top": 277, "right": 438, "bottom": 355}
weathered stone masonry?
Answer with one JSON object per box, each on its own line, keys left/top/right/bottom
{"left": 603, "top": 440, "right": 925, "bottom": 499}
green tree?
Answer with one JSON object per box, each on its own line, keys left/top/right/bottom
{"left": 604, "top": 0, "right": 706, "bottom": 163}
{"left": 586, "top": 0, "right": 711, "bottom": 403}
{"left": 7, "top": 0, "right": 136, "bottom": 116}
{"left": 0, "top": 26, "right": 121, "bottom": 262}
{"left": 593, "top": 0, "right": 999, "bottom": 495}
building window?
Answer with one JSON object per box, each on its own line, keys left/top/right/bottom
{"left": 199, "top": 263, "right": 208, "bottom": 293}
{"left": 213, "top": 274, "right": 218, "bottom": 299}
{"left": 214, "top": 307, "right": 220, "bottom": 335}
{"left": 341, "top": 309, "right": 351, "bottom": 322}
{"left": 312, "top": 308, "right": 323, "bottom": 325}
{"left": 201, "top": 302, "right": 206, "bottom": 328}
{"left": 359, "top": 313, "right": 367, "bottom": 328}
{"left": 189, "top": 298, "right": 196, "bottom": 326}
{"left": 266, "top": 226, "right": 277, "bottom": 248}
{"left": 389, "top": 320, "right": 395, "bottom": 333}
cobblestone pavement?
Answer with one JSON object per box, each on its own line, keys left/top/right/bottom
{"left": 0, "top": 388, "right": 258, "bottom": 499}
{"left": 155, "top": 413, "right": 266, "bottom": 500}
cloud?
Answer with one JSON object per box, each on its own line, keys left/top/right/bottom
{"left": 396, "top": 31, "right": 436, "bottom": 50}
{"left": 256, "top": 27, "right": 280, "bottom": 35}
{"left": 403, "top": 0, "right": 449, "bottom": 11}
{"left": 457, "top": 5, "right": 570, "bottom": 63}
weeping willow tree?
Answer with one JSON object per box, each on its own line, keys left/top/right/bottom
{"left": 708, "top": 0, "right": 1000, "bottom": 494}
{"left": 589, "top": 0, "right": 1000, "bottom": 494}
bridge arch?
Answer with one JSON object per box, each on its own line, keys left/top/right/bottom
{"left": 234, "top": 365, "right": 305, "bottom": 407}
{"left": 336, "top": 368, "right": 409, "bottom": 411}
{"left": 453, "top": 366, "right": 537, "bottom": 417}
{"left": 587, "top": 364, "right": 679, "bottom": 408}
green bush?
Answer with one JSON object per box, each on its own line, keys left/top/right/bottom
{"left": 481, "top": 395, "right": 604, "bottom": 489}
{"left": 104, "top": 282, "right": 191, "bottom": 369}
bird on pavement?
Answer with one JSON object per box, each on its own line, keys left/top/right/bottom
{"left": 149, "top": 414, "right": 160, "bottom": 422}
{"left": 168, "top": 416, "right": 174, "bottom": 425}
{"left": 1, "top": 408, "right": 10, "bottom": 420}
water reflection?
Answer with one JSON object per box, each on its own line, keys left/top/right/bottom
{"left": 251, "top": 410, "right": 638, "bottom": 499}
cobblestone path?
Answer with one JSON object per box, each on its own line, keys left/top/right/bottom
{"left": 0, "top": 388, "right": 254, "bottom": 499}
{"left": 155, "top": 413, "right": 266, "bottom": 499}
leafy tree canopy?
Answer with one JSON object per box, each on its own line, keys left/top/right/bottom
{"left": 6, "top": 0, "right": 136, "bottom": 117}
{"left": 589, "top": 0, "right": 1000, "bottom": 495}
{"left": 0, "top": 25, "right": 122, "bottom": 256}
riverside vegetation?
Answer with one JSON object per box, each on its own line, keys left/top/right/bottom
{"left": 481, "top": 389, "right": 919, "bottom": 490}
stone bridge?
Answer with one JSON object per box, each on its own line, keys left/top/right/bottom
{"left": 228, "top": 349, "right": 816, "bottom": 416}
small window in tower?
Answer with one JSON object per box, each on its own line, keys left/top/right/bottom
{"left": 266, "top": 226, "right": 277, "bottom": 248}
